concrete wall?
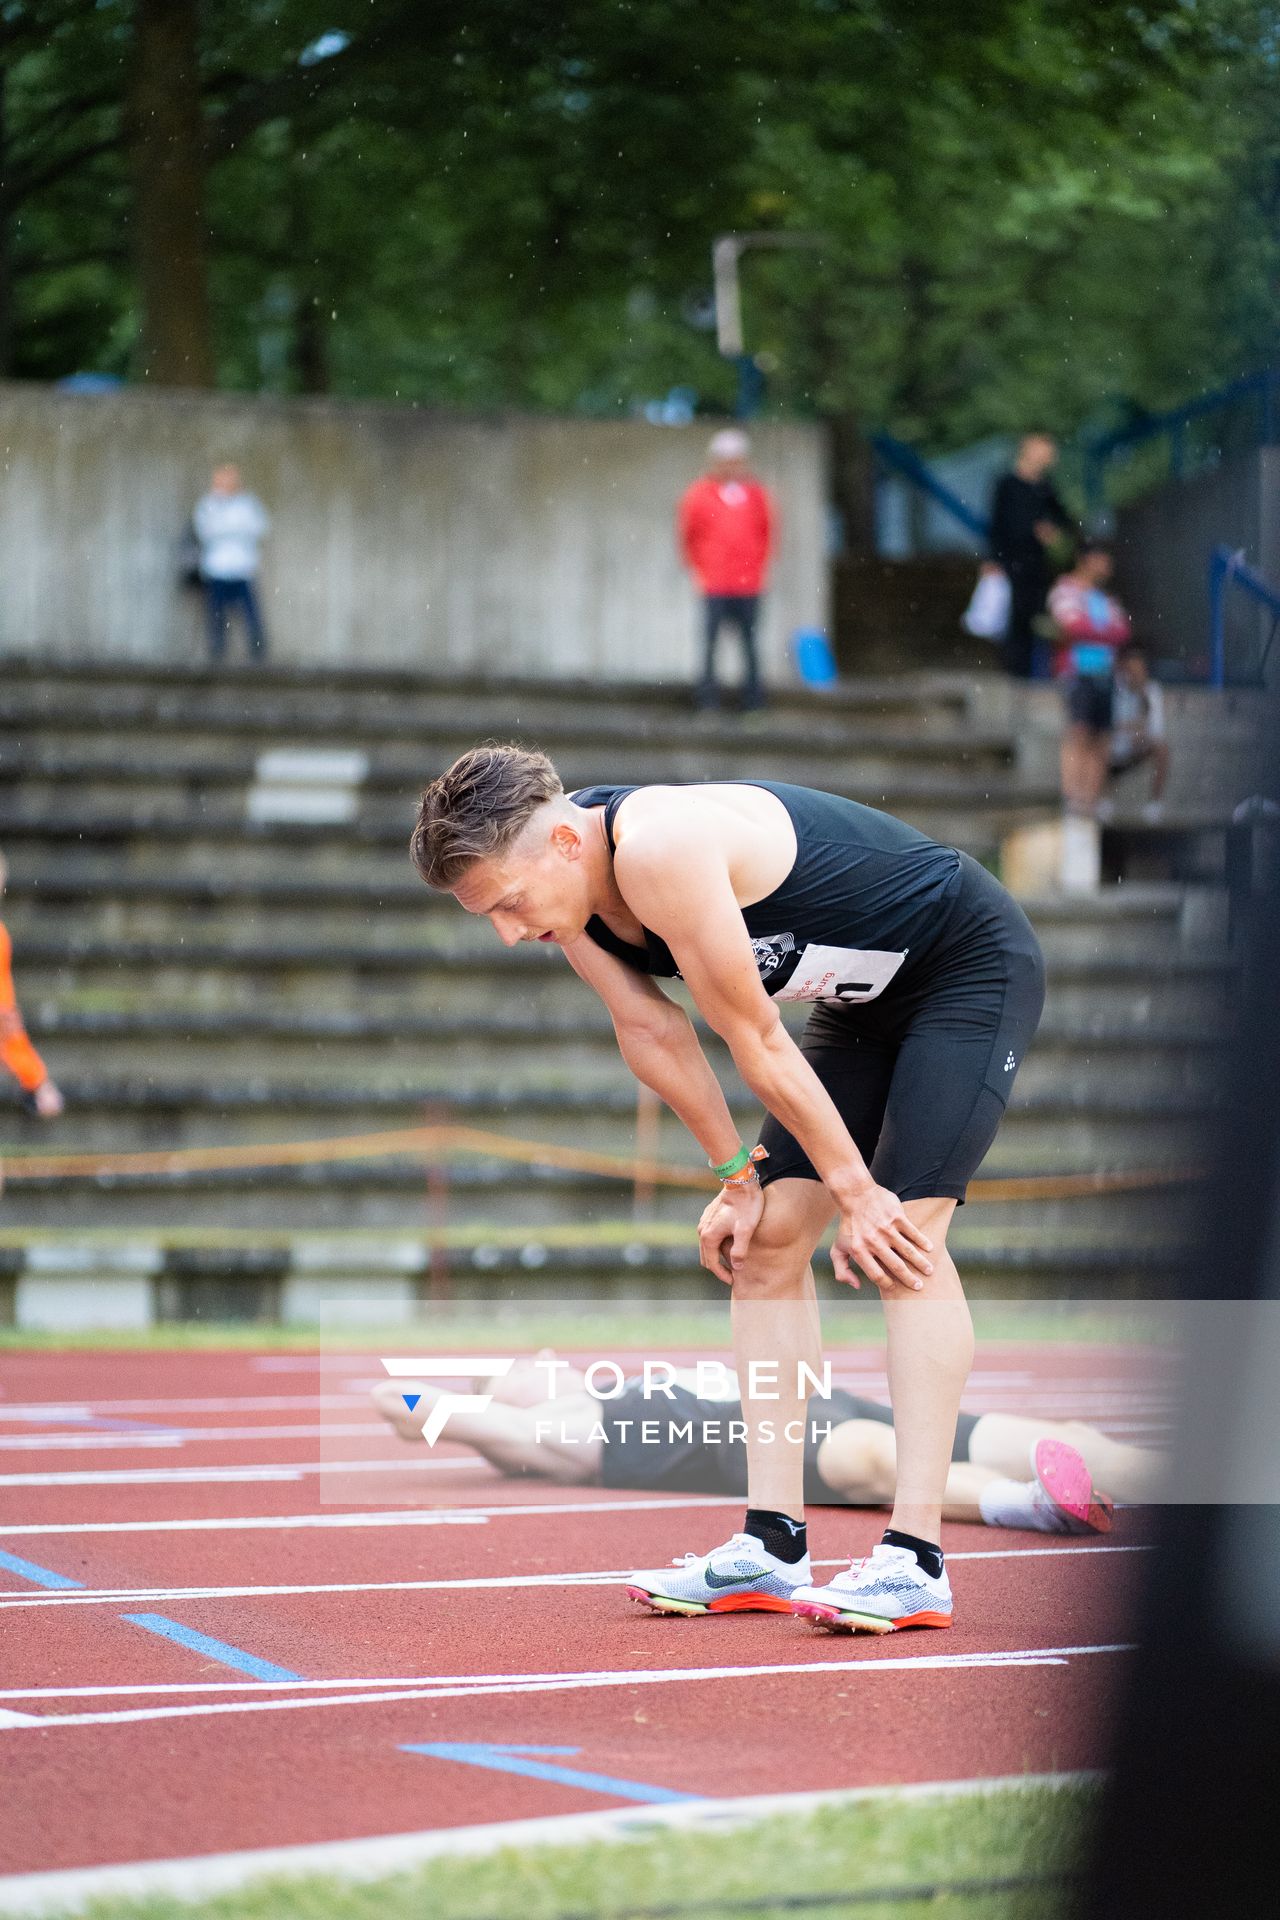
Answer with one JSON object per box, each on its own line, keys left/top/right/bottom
{"left": 0, "top": 384, "right": 828, "bottom": 682}
{"left": 1116, "top": 448, "right": 1280, "bottom": 672}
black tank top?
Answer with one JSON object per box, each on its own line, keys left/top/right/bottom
{"left": 569, "top": 781, "right": 963, "bottom": 1006}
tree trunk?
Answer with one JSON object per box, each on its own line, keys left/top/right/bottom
{"left": 288, "top": 147, "right": 328, "bottom": 394}
{"left": 293, "top": 292, "right": 329, "bottom": 394}
{"left": 827, "top": 409, "right": 877, "bottom": 562}
{"left": 0, "top": 66, "right": 13, "bottom": 377}
{"left": 126, "top": 0, "right": 214, "bottom": 386}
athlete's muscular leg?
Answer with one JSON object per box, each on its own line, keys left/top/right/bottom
{"left": 816, "top": 1420, "right": 1025, "bottom": 1525}
{"left": 968, "top": 1412, "right": 1164, "bottom": 1503}
{"left": 814, "top": 1420, "right": 897, "bottom": 1501}
{"left": 880, "top": 1196, "right": 972, "bottom": 1544}
{"left": 730, "top": 1177, "right": 834, "bottom": 1516}
{"left": 371, "top": 1381, "right": 602, "bottom": 1484}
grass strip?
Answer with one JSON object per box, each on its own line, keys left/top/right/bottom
{"left": 0, "top": 1299, "right": 1171, "bottom": 1352}
{"left": 59, "top": 1782, "right": 1096, "bottom": 1920}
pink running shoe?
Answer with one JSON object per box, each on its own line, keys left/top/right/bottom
{"left": 1033, "top": 1437, "right": 1114, "bottom": 1535}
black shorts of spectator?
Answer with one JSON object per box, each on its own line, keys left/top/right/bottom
{"left": 1065, "top": 674, "right": 1114, "bottom": 735}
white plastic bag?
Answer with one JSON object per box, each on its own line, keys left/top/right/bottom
{"left": 961, "top": 567, "right": 1011, "bottom": 640}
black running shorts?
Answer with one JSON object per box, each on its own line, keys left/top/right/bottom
{"left": 1065, "top": 674, "right": 1114, "bottom": 733}
{"left": 599, "top": 1385, "right": 980, "bottom": 1503}
{"left": 756, "top": 852, "right": 1045, "bottom": 1205}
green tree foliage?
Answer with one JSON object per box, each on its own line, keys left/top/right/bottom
{"left": 0, "top": 0, "right": 1275, "bottom": 446}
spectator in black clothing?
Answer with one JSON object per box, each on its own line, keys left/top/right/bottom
{"left": 987, "top": 433, "right": 1074, "bottom": 679}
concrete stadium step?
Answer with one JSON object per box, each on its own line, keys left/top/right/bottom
{"left": 19, "top": 1006, "right": 1231, "bottom": 1104}
{"left": 0, "top": 664, "right": 1052, "bottom": 867}
{"left": 0, "top": 720, "right": 1018, "bottom": 788}
{"left": 2, "top": 1071, "right": 1218, "bottom": 1151}
{"left": 0, "top": 1227, "right": 1191, "bottom": 1328}
{"left": 1015, "top": 681, "right": 1272, "bottom": 814}
{"left": 12, "top": 931, "right": 1237, "bottom": 1026}
{"left": 0, "top": 655, "right": 979, "bottom": 733}
{"left": 0, "top": 783, "right": 1056, "bottom": 867}
{"left": 0, "top": 652, "right": 1237, "bottom": 1318}
{"left": 0, "top": 867, "right": 1200, "bottom": 966}
{"left": 0, "top": 1156, "right": 1206, "bottom": 1245}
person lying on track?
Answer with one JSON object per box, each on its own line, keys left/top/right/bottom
{"left": 373, "top": 1356, "right": 1159, "bottom": 1619}
{"left": 411, "top": 749, "right": 1046, "bottom": 1633}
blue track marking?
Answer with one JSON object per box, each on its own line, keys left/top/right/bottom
{"left": 401, "top": 1741, "right": 699, "bottom": 1805}
{"left": 120, "top": 1616, "right": 304, "bottom": 1682}
{"left": 0, "top": 1546, "right": 302, "bottom": 1687}
{"left": 0, "top": 1548, "right": 84, "bottom": 1590}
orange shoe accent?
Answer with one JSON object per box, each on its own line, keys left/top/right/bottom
{"left": 792, "top": 1600, "right": 953, "bottom": 1634}
{"left": 706, "top": 1591, "right": 796, "bottom": 1614}
{"left": 626, "top": 1585, "right": 796, "bottom": 1616}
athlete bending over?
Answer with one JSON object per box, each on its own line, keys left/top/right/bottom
{"left": 411, "top": 750, "right": 1044, "bottom": 1632}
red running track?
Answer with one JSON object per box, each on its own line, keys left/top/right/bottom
{"left": 0, "top": 1346, "right": 1168, "bottom": 1880}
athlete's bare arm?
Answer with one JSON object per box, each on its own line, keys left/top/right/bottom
{"left": 561, "top": 934, "right": 742, "bottom": 1167}
{"left": 606, "top": 794, "right": 932, "bottom": 1293}
{"left": 561, "top": 930, "right": 770, "bottom": 1277}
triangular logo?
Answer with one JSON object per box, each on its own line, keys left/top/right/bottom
{"left": 402, "top": 1393, "right": 421, "bottom": 1412}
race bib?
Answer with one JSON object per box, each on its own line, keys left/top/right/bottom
{"left": 755, "top": 938, "right": 908, "bottom": 1004}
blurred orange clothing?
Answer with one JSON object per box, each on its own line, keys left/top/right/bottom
{"left": 0, "top": 921, "right": 48, "bottom": 1093}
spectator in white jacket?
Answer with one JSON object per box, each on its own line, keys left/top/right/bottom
{"left": 193, "top": 465, "right": 270, "bottom": 662}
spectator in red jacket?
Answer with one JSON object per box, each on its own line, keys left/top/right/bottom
{"left": 677, "top": 429, "right": 775, "bottom": 712}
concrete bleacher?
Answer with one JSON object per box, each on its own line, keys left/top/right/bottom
{"left": 0, "top": 656, "right": 1251, "bottom": 1327}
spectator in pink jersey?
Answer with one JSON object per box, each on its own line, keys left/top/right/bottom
{"left": 1047, "top": 544, "right": 1132, "bottom": 818}
{"left": 678, "top": 429, "right": 775, "bottom": 713}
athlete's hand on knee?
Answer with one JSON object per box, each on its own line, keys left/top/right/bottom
{"left": 697, "top": 1181, "right": 765, "bottom": 1284}
{"left": 833, "top": 1185, "right": 933, "bottom": 1292}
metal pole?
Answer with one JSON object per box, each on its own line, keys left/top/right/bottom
{"left": 632, "top": 1083, "right": 661, "bottom": 1221}
{"left": 711, "top": 230, "right": 827, "bottom": 364}
{"left": 1208, "top": 546, "right": 1233, "bottom": 690}
{"left": 712, "top": 236, "right": 745, "bottom": 358}
{"left": 424, "top": 1100, "right": 451, "bottom": 1303}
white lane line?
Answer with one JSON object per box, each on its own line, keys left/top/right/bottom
{"left": 0, "top": 1542, "right": 1149, "bottom": 1612}
{"left": 0, "top": 1434, "right": 182, "bottom": 1452}
{"left": 0, "top": 1495, "right": 739, "bottom": 1539}
{"left": 0, "top": 1457, "right": 467, "bottom": 1487}
{"left": 0, "top": 1416, "right": 1169, "bottom": 1454}
{"left": 0, "top": 1397, "right": 358, "bottom": 1419}
{"left": 0, "top": 1773, "right": 1104, "bottom": 1919}
{"left": 0, "top": 1415, "right": 1171, "bottom": 1455}
{"left": 935, "top": 1543, "right": 1153, "bottom": 1562}
{"left": 0, "top": 1554, "right": 1144, "bottom": 1697}
{"left": 0, "top": 1644, "right": 1134, "bottom": 1732}
{"left": 0, "top": 1573, "right": 632, "bottom": 1610}
{"left": 0, "top": 1423, "right": 392, "bottom": 1453}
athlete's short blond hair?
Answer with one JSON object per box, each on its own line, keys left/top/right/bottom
{"left": 411, "top": 743, "right": 563, "bottom": 889}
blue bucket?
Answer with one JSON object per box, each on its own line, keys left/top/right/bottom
{"left": 791, "top": 628, "right": 838, "bottom": 687}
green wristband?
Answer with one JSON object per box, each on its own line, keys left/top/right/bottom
{"left": 711, "top": 1144, "right": 750, "bottom": 1181}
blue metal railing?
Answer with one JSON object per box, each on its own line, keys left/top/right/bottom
{"left": 1208, "top": 545, "right": 1280, "bottom": 689}
{"left": 1084, "top": 370, "right": 1280, "bottom": 513}
{"left": 870, "top": 431, "right": 990, "bottom": 542}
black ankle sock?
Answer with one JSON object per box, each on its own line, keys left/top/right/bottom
{"left": 882, "top": 1528, "right": 944, "bottom": 1580}
{"left": 744, "top": 1508, "right": 808, "bottom": 1564}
